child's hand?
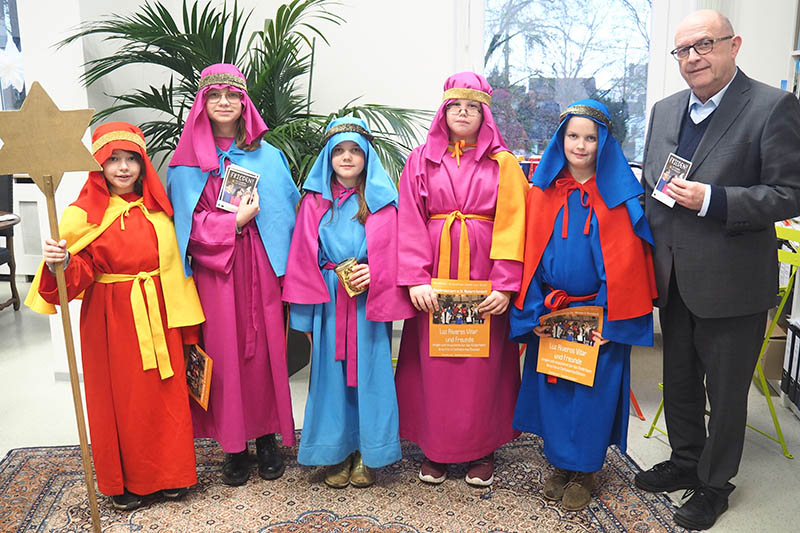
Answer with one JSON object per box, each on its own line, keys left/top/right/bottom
{"left": 235, "top": 189, "right": 260, "bottom": 231}
{"left": 591, "top": 330, "right": 610, "bottom": 346}
{"left": 409, "top": 284, "right": 438, "bottom": 313}
{"left": 532, "top": 324, "right": 551, "bottom": 337}
{"left": 348, "top": 263, "right": 370, "bottom": 290}
{"left": 477, "top": 290, "right": 511, "bottom": 317}
{"left": 304, "top": 331, "right": 312, "bottom": 345}
{"left": 43, "top": 238, "right": 68, "bottom": 266}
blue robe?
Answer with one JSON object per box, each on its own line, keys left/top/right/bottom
{"left": 290, "top": 193, "right": 401, "bottom": 468}
{"left": 510, "top": 189, "right": 653, "bottom": 473}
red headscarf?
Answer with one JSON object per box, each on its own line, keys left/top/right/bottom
{"left": 72, "top": 121, "right": 172, "bottom": 224}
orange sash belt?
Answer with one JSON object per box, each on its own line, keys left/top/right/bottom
{"left": 430, "top": 211, "right": 494, "bottom": 279}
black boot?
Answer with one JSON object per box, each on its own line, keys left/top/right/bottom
{"left": 255, "top": 433, "right": 285, "bottom": 480}
{"left": 221, "top": 449, "right": 250, "bottom": 486}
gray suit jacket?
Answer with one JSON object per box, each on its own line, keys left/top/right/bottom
{"left": 643, "top": 70, "right": 800, "bottom": 318}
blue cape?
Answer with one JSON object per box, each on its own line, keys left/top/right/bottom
{"left": 302, "top": 117, "right": 397, "bottom": 212}
{"left": 532, "top": 98, "right": 653, "bottom": 245}
{"left": 167, "top": 140, "right": 300, "bottom": 277}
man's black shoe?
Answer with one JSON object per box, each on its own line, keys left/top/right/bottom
{"left": 634, "top": 460, "right": 700, "bottom": 492}
{"left": 674, "top": 486, "right": 729, "bottom": 530}
{"left": 221, "top": 449, "right": 251, "bottom": 486}
{"left": 255, "top": 433, "right": 285, "bottom": 480}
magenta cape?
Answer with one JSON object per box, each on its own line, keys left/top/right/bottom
{"left": 283, "top": 192, "right": 415, "bottom": 322}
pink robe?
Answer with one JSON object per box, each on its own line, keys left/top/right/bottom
{"left": 187, "top": 175, "right": 295, "bottom": 451}
{"left": 395, "top": 147, "right": 522, "bottom": 463}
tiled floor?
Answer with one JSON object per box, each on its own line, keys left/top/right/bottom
{"left": 2, "top": 281, "right": 799, "bottom": 531}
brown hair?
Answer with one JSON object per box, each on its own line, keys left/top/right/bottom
{"left": 235, "top": 115, "right": 263, "bottom": 151}
{"left": 328, "top": 170, "right": 369, "bottom": 225}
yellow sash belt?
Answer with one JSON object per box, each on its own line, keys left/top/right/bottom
{"left": 95, "top": 268, "right": 173, "bottom": 380}
{"left": 430, "top": 211, "right": 494, "bottom": 280}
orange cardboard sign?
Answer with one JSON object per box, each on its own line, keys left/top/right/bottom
{"left": 429, "top": 278, "right": 491, "bottom": 357}
{"left": 536, "top": 306, "right": 604, "bottom": 386}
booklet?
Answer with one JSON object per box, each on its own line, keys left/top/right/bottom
{"left": 536, "top": 305, "right": 604, "bottom": 387}
{"left": 186, "top": 344, "right": 213, "bottom": 410}
{"left": 216, "top": 164, "right": 261, "bottom": 212}
{"left": 429, "top": 278, "right": 492, "bottom": 357}
{"left": 651, "top": 152, "right": 692, "bottom": 208}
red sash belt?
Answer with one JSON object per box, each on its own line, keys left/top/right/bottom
{"left": 544, "top": 288, "right": 597, "bottom": 311}
{"left": 323, "top": 262, "right": 359, "bottom": 387}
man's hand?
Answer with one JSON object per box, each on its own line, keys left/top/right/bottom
{"left": 666, "top": 178, "right": 706, "bottom": 211}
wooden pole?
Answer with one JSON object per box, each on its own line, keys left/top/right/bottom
{"left": 42, "top": 175, "right": 101, "bottom": 533}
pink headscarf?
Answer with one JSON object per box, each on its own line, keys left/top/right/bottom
{"left": 421, "top": 71, "right": 508, "bottom": 164}
{"left": 169, "top": 63, "right": 269, "bottom": 172}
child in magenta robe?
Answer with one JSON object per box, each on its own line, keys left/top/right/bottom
{"left": 167, "top": 63, "right": 299, "bottom": 486}
{"left": 395, "top": 72, "right": 529, "bottom": 486}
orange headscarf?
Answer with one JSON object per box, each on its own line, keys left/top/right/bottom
{"left": 73, "top": 121, "right": 172, "bottom": 224}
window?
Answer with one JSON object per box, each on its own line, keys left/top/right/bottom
{"left": 484, "top": 0, "right": 651, "bottom": 162}
{"left": 0, "top": 0, "right": 24, "bottom": 111}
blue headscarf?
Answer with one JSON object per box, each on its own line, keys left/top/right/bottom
{"left": 303, "top": 117, "right": 397, "bottom": 212}
{"left": 532, "top": 99, "right": 652, "bottom": 244}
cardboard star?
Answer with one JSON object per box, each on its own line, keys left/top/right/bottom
{"left": 0, "top": 81, "right": 100, "bottom": 191}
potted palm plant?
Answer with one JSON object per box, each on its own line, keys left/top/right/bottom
{"left": 61, "top": 0, "right": 430, "bottom": 374}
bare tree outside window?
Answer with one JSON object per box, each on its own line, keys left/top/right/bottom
{"left": 485, "top": 0, "right": 651, "bottom": 162}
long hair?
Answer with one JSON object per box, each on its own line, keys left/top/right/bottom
{"left": 235, "top": 115, "right": 263, "bottom": 151}
{"left": 327, "top": 170, "right": 369, "bottom": 225}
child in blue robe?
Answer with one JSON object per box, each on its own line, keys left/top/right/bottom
{"left": 510, "top": 99, "right": 657, "bottom": 511}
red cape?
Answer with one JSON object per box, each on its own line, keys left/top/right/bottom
{"left": 514, "top": 176, "right": 657, "bottom": 321}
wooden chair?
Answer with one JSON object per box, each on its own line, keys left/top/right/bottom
{"left": 644, "top": 225, "right": 800, "bottom": 459}
{"left": 0, "top": 174, "right": 20, "bottom": 311}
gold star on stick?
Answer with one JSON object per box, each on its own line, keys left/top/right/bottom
{"left": 0, "top": 81, "right": 101, "bottom": 533}
{"left": 0, "top": 81, "right": 100, "bottom": 188}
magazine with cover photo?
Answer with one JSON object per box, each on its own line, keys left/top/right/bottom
{"left": 536, "top": 305, "right": 604, "bottom": 387}
{"left": 651, "top": 152, "right": 692, "bottom": 208}
{"left": 216, "top": 164, "right": 261, "bottom": 212}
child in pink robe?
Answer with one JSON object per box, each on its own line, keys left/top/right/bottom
{"left": 395, "top": 72, "right": 529, "bottom": 486}
{"left": 167, "top": 63, "right": 300, "bottom": 487}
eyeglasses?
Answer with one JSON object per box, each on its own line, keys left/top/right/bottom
{"left": 206, "top": 90, "right": 243, "bottom": 103}
{"left": 670, "top": 35, "right": 733, "bottom": 60}
{"left": 445, "top": 102, "right": 482, "bottom": 116}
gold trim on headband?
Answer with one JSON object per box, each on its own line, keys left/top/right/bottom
{"left": 198, "top": 73, "right": 247, "bottom": 92}
{"left": 323, "top": 123, "right": 375, "bottom": 145}
{"left": 92, "top": 131, "right": 146, "bottom": 154}
{"left": 559, "top": 105, "right": 613, "bottom": 132}
{"left": 442, "top": 88, "right": 492, "bottom": 107}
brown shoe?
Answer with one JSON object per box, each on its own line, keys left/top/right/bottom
{"left": 465, "top": 453, "right": 494, "bottom": 487}
{"left": 543, "top": 468, "right": 574, "bottom": 501}
{"left": 562, "top": 472, "right": 594, "bottom": 511}
{"left": 324, "top": 453, "right": 353, "bottom": 489}
{"left": 349, "top": 451, "right": 375, "bottom": 488}
{"left": 418, "top": 457, "right": 448, "bottom": 484}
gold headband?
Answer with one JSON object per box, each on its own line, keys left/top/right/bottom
{"left": 442, "top": 88, "right": 492, "bottom": 107}
{"left": 92, "top": 131, "right": 146, "bottom": 154}
{"left": 198, "top": 73, "right": 247, "bottom": 92}
{"left": 323, "top": 123, "right": 374, "bottom": 145}
{"left": 559, "top": 105, "right": 613, "bottom": 132}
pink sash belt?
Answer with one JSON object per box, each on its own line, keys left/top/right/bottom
{"left": 323, "top": 262, "right": 358, "bottom": 387}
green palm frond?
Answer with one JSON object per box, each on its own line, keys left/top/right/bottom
{"left": 62, "top": 0, "right": 429, "bottom": 184}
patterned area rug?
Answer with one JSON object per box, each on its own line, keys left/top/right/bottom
{"left": 1, "top": 432, "right": 685, "bottom": 532}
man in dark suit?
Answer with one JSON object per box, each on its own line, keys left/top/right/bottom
{"left": 635, "top": 9, "right": 800, "bottom": 531}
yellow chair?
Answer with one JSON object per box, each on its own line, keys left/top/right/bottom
{"left": 644, "top": 225, "right": 800, "bottom": 459}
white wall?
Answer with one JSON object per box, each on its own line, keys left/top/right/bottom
{"left": 647, "top": 0, "right": 799, "bottom": 113}
{"left": 16, "top": 0, "right": 89, "bottom": 379}
{"left": 76, "top": 0, "right": 484, "bottom": 155}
